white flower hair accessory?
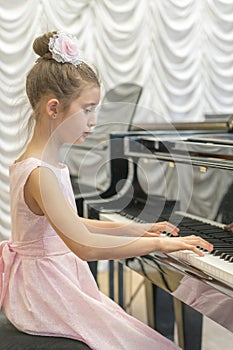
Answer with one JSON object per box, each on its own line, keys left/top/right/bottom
{"left": 48, "top": 32, "right": 81, "bottom": 65}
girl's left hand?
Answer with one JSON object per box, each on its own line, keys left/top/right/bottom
{"left": 225, "top": 222, "right": 233, "bottom": 232}
{"left": 143, "top": 221, "right": 180, "bottom": 237}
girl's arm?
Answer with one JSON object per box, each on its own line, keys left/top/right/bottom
{"left": 80, "top": 217, "right": 180, "bottom": 237}
{"left": 26, "top": 167, "right": 213, "bottom": 261}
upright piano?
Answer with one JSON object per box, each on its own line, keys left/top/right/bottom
{"left": 84, "top": 131, "right": 233, "bottom": 350}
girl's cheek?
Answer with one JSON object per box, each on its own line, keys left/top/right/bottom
{"left": 68, "top": 120, "right": 85, "bottom": 140}
{"left": 57, "top": 114, "right": 86, "bottom": 144}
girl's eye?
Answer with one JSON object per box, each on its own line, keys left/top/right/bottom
{"left": 83, "top": 105, "right": 99, "bottom": 115}
{"left": 84, "top": 108, "right": 91, "bottom": 114}
{"left": 84, "top": 107, "right": 94, "bottom": 114}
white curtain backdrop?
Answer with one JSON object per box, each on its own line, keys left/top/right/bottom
{"left": 1, "top": 0, "right": 233, "bottom": 239}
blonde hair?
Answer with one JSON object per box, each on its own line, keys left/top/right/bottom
{"left": 26, "top": 31, "right": 100, "bottom": 114}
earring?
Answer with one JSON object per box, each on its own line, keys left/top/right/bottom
{"left": 52, "top": 113, "right": 57, "bottom": 119}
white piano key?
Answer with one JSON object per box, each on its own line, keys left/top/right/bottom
{"left": 100, "top": 212, "right": 133, "bottom": 222}
{"left": 172, "top": 250, "right": 233, "bottom": 287}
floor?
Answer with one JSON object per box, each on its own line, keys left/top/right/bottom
{"left": 97, "top": 262, "right": 233, "bottom": 350}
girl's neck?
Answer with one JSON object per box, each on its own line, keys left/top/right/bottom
{"left": 18, "top": 128, "right": 61, "bottom": 166}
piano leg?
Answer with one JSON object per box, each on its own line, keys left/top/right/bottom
{"left": 88, "top": 261, "right": 98, "bottom": 282}
{"left": 173, "top": 297, "right": 203, "bottom": 350}
{"left": 109, "top": 261, "right": 124, "bottom": 308}
{"left": 145, "top": 280, "right": 175, "bottom": 341}
{"left": 118, "top": 262, "right": 124, "bottom": 308}
{"left": 109, "top": 260, "right": 115, "bottom": 301}
{"left": 145, "top": 281, "right": 203, "bottom": 349}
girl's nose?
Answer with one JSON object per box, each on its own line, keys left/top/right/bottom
{"left": 88, "top": 114, "right": 97, "bottom": 127}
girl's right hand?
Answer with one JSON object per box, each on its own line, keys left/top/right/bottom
{"left": 157, "top": 235, "right": 213, "bottom": 257}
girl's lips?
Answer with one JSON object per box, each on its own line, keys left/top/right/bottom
{"left": 83, "top": 132, "right": 90, "bottom": 137}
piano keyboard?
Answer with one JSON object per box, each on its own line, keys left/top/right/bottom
{"left": 99, "top": 212, "right": 233, "bottom": 288}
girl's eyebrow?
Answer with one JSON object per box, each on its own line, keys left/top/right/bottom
{"left": 83, "top": 102, "right": 97, "bottom": 107}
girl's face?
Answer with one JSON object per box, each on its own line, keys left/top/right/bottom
{"left": 53, "top": 85, "right": 100, "bottom": 145}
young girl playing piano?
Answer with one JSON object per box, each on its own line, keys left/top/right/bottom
{"left": 0, "top": 31, "right": 213, "bottom": 350}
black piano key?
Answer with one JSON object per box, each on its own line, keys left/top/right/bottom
{"left": 213, "top": 250, "right": 222, "bottom": 256}
{"left": 210, "top": 241, "right": 232, "bottom": 250}
{"left": 224, "top": 255, "right": 233, "bottom": 262}
{"left": 178, "top": 227, "right": 198, "bottom": 233}
{"left": 200, "top": 235, "right": 218, "bottom": 241}
{"left": 213, "top": 231, "right": 233, "bottom": 237}
{"left": 215, "top": 250, "right": 233, "bottom": 257}
{"left": 186, "top": 225, "right": 217, "bottom": 232}
{"left": 202, "top": 239, "right": 223, "bottom": 245}
{"left": 173, "top": 216, "right": 233, "bottom": 264}
{"left": 120, "top": 209, "right": 233, "bottom": 265}
{"left": 223, "top": 238, "right": 233, "bottom": 244}
{"left": 213, "top": 249, "right": 233, "bottom": 259}
{"left": 220, "top": 252, "right": 233, "bottom": 260}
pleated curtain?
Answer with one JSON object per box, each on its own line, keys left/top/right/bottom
{"left": 1, "top": 0, "right": 233, "bottom": 238}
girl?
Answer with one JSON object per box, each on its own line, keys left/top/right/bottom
{"left": 0, "top": 31, "right": 213, "bottom": 349}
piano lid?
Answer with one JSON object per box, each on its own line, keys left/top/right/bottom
{"left": 187, "top": 133, "right": 233, "bottom": 145}
{"left": 124, "top": 133, "right": 233, "bottom": 169}
{"left": 130, "top": 113, "right": 233, "bottom": 132}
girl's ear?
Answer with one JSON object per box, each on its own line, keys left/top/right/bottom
{"left": 46, "top": 99, "right": 60, "bottom": 119}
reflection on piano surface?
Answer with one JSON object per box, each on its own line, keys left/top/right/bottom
{"left": 85, "top": 132, "right": 233, "bottom": 348}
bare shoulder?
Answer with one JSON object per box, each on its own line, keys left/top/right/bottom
{"left": 25, "top": 166, "right": 61, "bottom": 215}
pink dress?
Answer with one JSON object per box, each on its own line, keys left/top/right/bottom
{"left": 0, "top": 157, "right": 180, "bottom": 350}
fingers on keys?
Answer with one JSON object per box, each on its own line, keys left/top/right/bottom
{"left": 158, "top": 221, "right": 180, "bottom": 236}
{"left": 182, "top": 235, "right": 214, "bottom": 256}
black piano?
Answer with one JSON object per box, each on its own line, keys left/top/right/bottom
{"left": 75, "top": 113, "right": 233, "bottom": 217}
{"left": 84, "top": 131, "right": 233, "bottom": 350}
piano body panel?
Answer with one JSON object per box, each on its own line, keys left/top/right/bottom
{"left": 76, "top": 127, "right": 226, "bottom": 215}
{"left": 86, "top": 156, "right": 233, "bottom": 232}
{"left": 123, "top": 253, "right": 233, "bottom": 333}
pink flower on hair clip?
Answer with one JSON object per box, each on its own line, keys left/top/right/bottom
{"left": 49, "top": 32, "right": 81, "bottom": 65}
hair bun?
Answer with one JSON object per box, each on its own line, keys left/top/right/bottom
{"left": 33, "top": 31, "right": 57, "bottom": 57}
